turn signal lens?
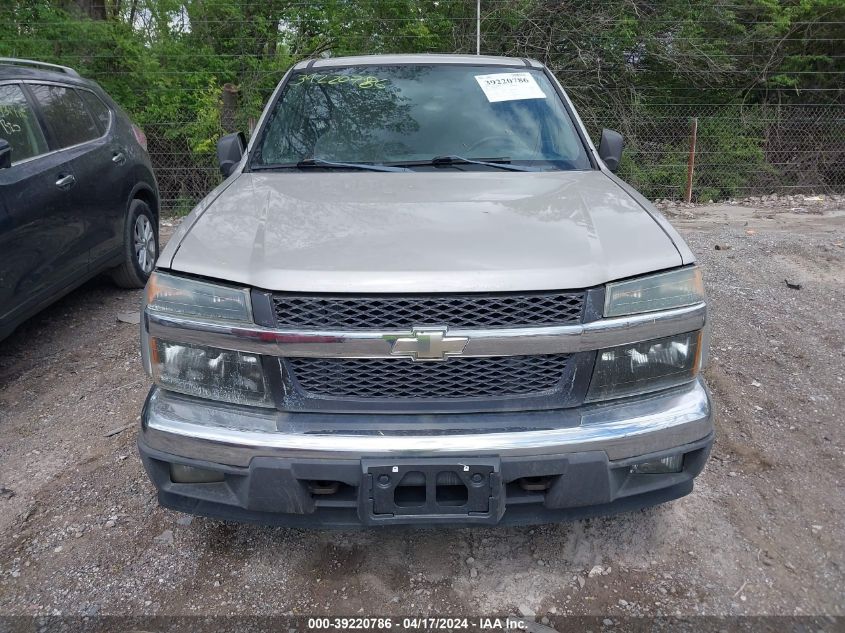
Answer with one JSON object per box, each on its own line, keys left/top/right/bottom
{"left": 146, "top": 272, "right": 252, "bottom": 323}
{"left": 605, "top": 267, "right": 704, "bottom": 317}
{"left": 630, "top": 454, "right": 684, "bottom": 474}
{"left": 170, "top": 463, "right": 225, "bottom": 483}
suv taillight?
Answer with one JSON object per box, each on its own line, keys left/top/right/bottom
{"left": 132, "top": 124, "right": 148, "bottom": 152}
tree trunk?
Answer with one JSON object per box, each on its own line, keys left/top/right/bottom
{"left": 63, "top": 0, "right": 108, "bottom": 20}
{"left": 220, "top": 84, "right": 240, "bottom": 134}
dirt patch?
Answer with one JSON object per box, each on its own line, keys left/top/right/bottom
{"left": 0, "top": 208, "right": 843, "bottom": 618}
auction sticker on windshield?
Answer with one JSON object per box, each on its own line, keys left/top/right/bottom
{"left": 474, "top": 72, "right": 546, "bottom": 102}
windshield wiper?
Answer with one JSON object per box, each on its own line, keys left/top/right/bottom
{"left": 296, "top": 158, "right": 409, "bottom": 172}
{"left": 253, "top": 158, "right": 409, "bottom": 173}
{"left": 391, "top": 155, "right": 540, "bottom": 172}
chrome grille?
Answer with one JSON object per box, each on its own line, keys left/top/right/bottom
{"left": 286, "top": 354, "right": 572, "bottom": 400}
{"left": 272, "top": 291, "right": 586, "bottom": 330}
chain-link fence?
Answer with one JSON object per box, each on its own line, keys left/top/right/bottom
{"left": 145, "top": 124, "right": 222, "bottom": 217}
{"left": 145, "top": 97, "right": 844, "bottom": 214}
{"left": 581, "top": 103, "right": 845, "bottom": 202}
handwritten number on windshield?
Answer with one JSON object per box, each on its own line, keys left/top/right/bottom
{"left": 291, "top": 73, "right": 389, "bottom": 89}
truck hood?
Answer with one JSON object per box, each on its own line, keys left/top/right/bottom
{"left": 165, "top": 170, "right": 682, "bottom": 293}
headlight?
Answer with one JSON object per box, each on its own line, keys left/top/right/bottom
{"left": 142, "top": 272, "right": 270, "bottom": 407}
{"left": 604, "top": 267, "right": 704, "bottom": 317}
{"left": 586, "top": 331, "right": 702, "bottom": 402}
{"left": 145, "top": 271, "right": 252, "bottom": 322}
{"left": 150, "top": 339, "right": 272, "bottom": 407}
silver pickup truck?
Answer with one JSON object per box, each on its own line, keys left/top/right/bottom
{"left": 138, "top": 54, "right": 712, "bottom": 527}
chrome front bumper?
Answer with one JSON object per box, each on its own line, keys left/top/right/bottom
{"left": 140, "top": 378, "right": 713, "bottom": 468}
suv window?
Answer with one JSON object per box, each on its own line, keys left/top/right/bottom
{"left": 0, "top": 84, "right": 49, "bottom": 162}
{"left": 78, "top": 89, "right": 111, "bottom": 135}
{"left": 29, "top": 84, "right": 100, "bottom": 148}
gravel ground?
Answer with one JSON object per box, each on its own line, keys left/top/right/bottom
{"left": 0, "top": 198, "right": 842, "bottom": 621}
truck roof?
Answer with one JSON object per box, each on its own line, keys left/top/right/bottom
{"left": 292, "top": 53, "right": 544, "bottom": 70}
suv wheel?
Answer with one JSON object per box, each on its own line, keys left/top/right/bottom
{"left": 111, "top": 199, "right": 158, "bottom": 288}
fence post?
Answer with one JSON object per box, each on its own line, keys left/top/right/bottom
{"left": 684, "top": 117, "right": 698, "bottom": 203}
{"left": 476, "top": 0, "right": 481, "bottom": 55}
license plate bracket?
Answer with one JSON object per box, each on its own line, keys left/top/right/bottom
{"left": 360, "top": 458, "right": 504, "bottom": 525}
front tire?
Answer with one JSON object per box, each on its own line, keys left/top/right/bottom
{"left": 111, "top": 199, "right": 158, "bottom": 289}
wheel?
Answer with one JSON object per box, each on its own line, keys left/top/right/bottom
{"left": 110, "top": 198, "right": 158, "bottom": 289}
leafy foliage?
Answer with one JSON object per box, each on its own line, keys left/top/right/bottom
{"left": 0, "top": 0, "right": 841, "bottom": 208}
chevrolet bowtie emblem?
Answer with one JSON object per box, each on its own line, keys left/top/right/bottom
{"left": 390, "top": 326, "right": 469, "bottom": 361}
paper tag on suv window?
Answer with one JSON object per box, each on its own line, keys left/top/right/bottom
{"left": 474, "top": 72, "right": 546, "bottom": 103}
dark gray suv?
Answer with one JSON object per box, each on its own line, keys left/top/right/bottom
{"left": 0, "top": 58, "right": 159, "bottom": 341}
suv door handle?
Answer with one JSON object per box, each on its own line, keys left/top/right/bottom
{"left": 112, "top": 152, "right": 126, "bottom": 165}
{"left": 55, "top": 174, "right": 76, "bottom": 190}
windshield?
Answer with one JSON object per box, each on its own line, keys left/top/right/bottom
{"left": 252, "top": 65, "right": 591, "bottom": 171}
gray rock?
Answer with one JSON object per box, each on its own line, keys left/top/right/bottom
{"left": 154, "top": 529, "right": 174, "bottom": 545}
{"left": 116, "top": 311, "right": 141, "bottom": 325}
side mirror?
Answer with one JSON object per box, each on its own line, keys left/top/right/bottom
{"left": 598, "top": 128, "right": 623, "bottom": 172}
{"left": 217, "top": 132, "right": 246, "bottom": 177}
{"left": 0, "top": 139, "right": 11, "bottom": 169}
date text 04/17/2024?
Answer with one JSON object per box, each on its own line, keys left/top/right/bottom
{"left": 306, "top": 617, "right": 528, "bottom": 630}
